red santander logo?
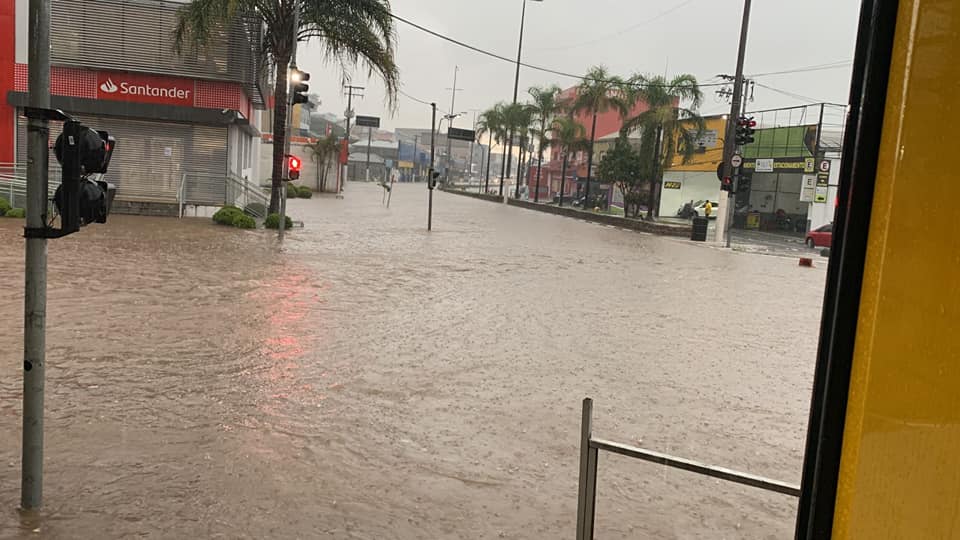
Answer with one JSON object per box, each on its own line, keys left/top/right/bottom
{"left": 96, "top": 71, "right": 195, "bottom": 106}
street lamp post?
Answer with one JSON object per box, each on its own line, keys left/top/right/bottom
{"left": 506, "top": 0, "right": 543, "bottom": 180}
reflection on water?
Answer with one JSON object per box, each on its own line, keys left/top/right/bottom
{"left": 0, "top": 184, "right": 824, "bottom": 538}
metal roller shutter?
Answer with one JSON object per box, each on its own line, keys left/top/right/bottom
{"left": 17, "top": 114, "right": 227, "bottom": 204}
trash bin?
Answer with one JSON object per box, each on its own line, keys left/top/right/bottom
{"left": 691, "top": 217, "right": 708, "bottom": 242}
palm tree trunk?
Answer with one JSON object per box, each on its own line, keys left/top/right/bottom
{"left": 484, "top": 132, "right": 493, "bottom": 193}
{"left": 535, "top": 143, "right": 544, "bottom": 203}
{"left": 647, "top": 123, "right": 664, "bottom": 220}
{"left": 499, "top": 143, "right": 506, "bottom": 196}
{"left": 269, "top": 56, "right": 291, "bottom": 214}
{"left": 584, "top": 111, "right": 598, "bottom": 207}
{"left": 559, "top": 152, "right": 569, "bottom": 207}
{"left": 515, "top": 139, "right": 525, "bottom": 199}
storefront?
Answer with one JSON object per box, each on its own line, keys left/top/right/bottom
{"left": 2, "top": 0, "right": 266, "bottom": 213}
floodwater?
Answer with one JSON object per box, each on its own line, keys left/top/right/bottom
{"left": 0, "top": 182, "right": 826, "bottom": 539}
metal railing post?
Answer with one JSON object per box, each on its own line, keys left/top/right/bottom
{"left": 179, "top": 173, "right": 186, "bottom": 218}
{"left": 577, "top": 398, "right": 598, "bottom": 540}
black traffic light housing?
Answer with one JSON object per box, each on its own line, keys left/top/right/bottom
{"left": 720, "top": 176, "right": 734, "bottom": 192}
{"left": 735, "top": 116, "right": 756, "bottom": 146}
{"left": 428, "top": 169, "right": 440, "bottom": 190}
{"left": 23, "top": 108, "right": 117, "bottom": 238}
{"left": 291, "top": 69, "right": 310, "bottom": 105}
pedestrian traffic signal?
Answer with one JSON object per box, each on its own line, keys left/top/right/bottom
{"left": 428, "top": 169, "right": 440, "bottom": 189}
{"left": 721, "top": 176, "right": 734, "bottom": 192}
{"left": 287, "top": 155, "right": 302, "bottom": 180}
{"left": 291, "top": 69, "right": 310, "bottom": 105}
{"left": 735, "top": 116, "right": 756, "bottom": 146}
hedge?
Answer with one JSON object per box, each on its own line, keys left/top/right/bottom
{"left": 264, "top": 213, "right": 293, "bottom": 230}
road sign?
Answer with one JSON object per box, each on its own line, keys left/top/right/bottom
{"left": 819, "top": 159, "right": 831, "bottom": 173}
{"left": 731, "top": 154, "right": 743, "bottom": 168}
{"left": 447, "top": 127, "right": 476, "bottom": 142}
{"left": 355, "top": 115, "right": 380, "bottom": 128}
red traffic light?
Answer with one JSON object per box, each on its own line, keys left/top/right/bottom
{"left": 288, "top": 155, "right": 302, "bottom": 172}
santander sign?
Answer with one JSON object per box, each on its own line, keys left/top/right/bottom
{"left": 96, "top": 71, "right": 195, "bottom": 106}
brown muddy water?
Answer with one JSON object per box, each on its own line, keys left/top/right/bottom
{"left": 1, "top": 182, "right": 826, "bottom": 539}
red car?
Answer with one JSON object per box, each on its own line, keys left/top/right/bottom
{"left": 806, "top": 223, "right": 833, "bottom": 248}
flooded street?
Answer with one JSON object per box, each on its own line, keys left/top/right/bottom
{"left": 1, "top": 182, "right": 825, "bottom": 539}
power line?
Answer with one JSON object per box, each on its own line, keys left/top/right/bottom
{"left": 749, "top": 61, "right": 852, "bottom": 78}
{"left": 390, "top": 13, "right": 726, "bottom": 89}
{"left": 754, "top": 82, "right": 825, "bottom": 104}
{"left": 532, "top": 0, "right": 700, "bottom": 52}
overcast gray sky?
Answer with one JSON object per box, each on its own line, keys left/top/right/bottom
{"left": 298, "top": 0, "right": 861, "bottom": 130}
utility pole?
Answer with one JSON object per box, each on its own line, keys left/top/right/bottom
{"left": 444, "top": 66, "right": 462, "bottom": 185}
{"left": 717, "top": 0, "right": 752, "bottom": 247}
{"left": 428, "top": 103, "right": 437, "bottom": 230}
{"left": 343, "top": 84, "right": 364, "bottom": 184}
{"left": 21, "top": 0, "right": 51, "bottom": 509}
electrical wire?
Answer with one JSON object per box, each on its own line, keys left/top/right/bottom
{"left": 749, "top": 61, "right": 853, "bottom": 78}
{"left": 754, "top": 83, "right": 825, "bottom": 104}
{"left": 389, "top": 13, "right": 726, "bottom": 89}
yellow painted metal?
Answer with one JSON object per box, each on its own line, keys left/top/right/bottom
{"left": 833, "top": 0, "right": 960, "bottom": 537}
{"left": 666, "top": 115, "right": 728, "bottom": 173}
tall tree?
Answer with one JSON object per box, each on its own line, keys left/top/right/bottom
{"left": 175, "top": 0, "right": 399, "bottom": 214}
{"left": 597, "top": 135, "right": 644, "bottom": 217}
{"left": 622, "top": 73, "right": 705, "bottom": 219}
{"left": 477, "top": 104, "right": 506, "bottom": 195}
{"left": 304, "top": 133, "right": 339, "bottom": 192}
{"left": 528, "top": 85, "right": 561, "bottom": 203}
{"left": 550, "top": 116, "right": 589, "bottom": 207}
{"left": 501, "top": 102, "right": 535, "bottom": 198}
{"left": 571, "top": 66, "right": 632, "bottom": 207}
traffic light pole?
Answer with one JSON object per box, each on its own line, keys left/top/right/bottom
{"left": 428, "top": 102, "right": 437, "bottom": 231}
{"left": 717, "top": 0, "right": 752, "bottom": 248}
{"left": 279, "top": 2, "right": 300, "bottom": 242}
{"left": 22, "top": 0, "right": 51, "bottom": 509}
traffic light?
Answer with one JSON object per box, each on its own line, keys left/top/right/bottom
{"left": 290, "top": 69, "right": 310, "bottom": 105}
{"left": 428, "top": 169, "right": 440, "bottom": 190}
{"left": 287, "top": 155, "right": 302, "bottom": 180}
{"left": 52, "top": 120, "right": 117, "bottom": 233}
{"left": 720, "top": 176, "right": 734, "bottom": 192}
{"left": 735, "top": 116, "right": 756, "bottom": 146}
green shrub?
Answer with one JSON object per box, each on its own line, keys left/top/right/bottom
{"left": 264, "top": 213, "right": 293, "bottom": 230}
{"left": 4, "top": 208, "right": 25, "bottom": 218}
{"left": 232, "top": 213, "right": 256, "bottom": 229}
{"left": 296, "top": 186, "right": 313, "bottom": 199}
{"left": 243, "top": 202, "right": 267, "bottom": 217}
{"left": 0, "top": 197, "right": 11, "bottom": 216}
{"left": 285, "top": 183, "right": 298, "bottom": 199}
{"left": 212, "top": 206, "right": 243, "bottom": 226}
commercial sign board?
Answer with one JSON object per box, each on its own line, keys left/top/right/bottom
{"left": 664, "top": 181, "right": 682, "bottom": 189}
{"left": 96, "top": 71, "right": 194, "bottom": 106}
{"left": 447, "top": 127, "right": 476, "bottom": 142}
{"left": 800, "top": 175, "right": 817, "bottom": 202}
{"left": 355, "top": 115, "right": 380, "bottom": 128}
{"left": 743, "top": 157, "right": 817, "bottom": 172}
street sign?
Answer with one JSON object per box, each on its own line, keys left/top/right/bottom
{"left": 447, "top": 127, "right": 476, "bottom": 142}
{"left": 730, "top": 154, "right": 743, "bottom": 168}
{"left": 355, "top": 115, "right": 380, "bottom": 128}
{"left": 818, "top": 159, "right": 831, "bottom": 173}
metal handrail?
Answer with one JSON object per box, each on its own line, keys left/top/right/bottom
{"left": 575, "top": 398, "right": 800, "bottom": 539}
{"left": 176, "top": 171, "right": 269, "bottom": 218}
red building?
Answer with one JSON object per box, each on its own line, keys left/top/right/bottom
{"left": 530, "top": 85, "right": 651, "bottom": 203}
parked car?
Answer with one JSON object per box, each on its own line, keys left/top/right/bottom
{"left": 806, "top": 223, "right": 833, "bottom": 248}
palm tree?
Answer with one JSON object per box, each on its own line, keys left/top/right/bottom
{"left": 550, "top": 116, "right": 589, "bottom": 207}
{"left": 304, "top": 134, "right": 339, "bottom": 192}
{"left": 622, "top": 73, "right": 705, "bottom": 219}
{"left": 501, "top": 102, "right": 535, "bottom": 199}
{"left": 570, "top": 66, "right": 632, "bottom": 207}
{"left": 174, "top": 0, "right": 399, "bottom": 214}
{"left": 477, "top": 104, "right": 506, "bottom": 194}
{"left": 528, "top": 84, "right": 561, "bottom": 203}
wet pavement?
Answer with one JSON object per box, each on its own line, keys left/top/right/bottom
{"left": 1, "top": 182, "right": 826, "bottom": 539}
